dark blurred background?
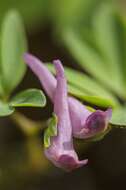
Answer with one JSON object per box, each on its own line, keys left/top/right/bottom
{"left": 0, "top": 0, "right": 126, "bottom": 190}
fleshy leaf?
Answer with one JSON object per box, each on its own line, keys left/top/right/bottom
{"left": 0, "top": 101, "right": 14, "bottom": 116}
{"left": 1, "top": 10, "right": 27, "bottom": 94}
{"left": 44, "top": 113, "right": 58, "bottom": 148}
{"left": 10, "top": 89, "right": 46, "bottom": 107}
{"left": 110, "top": 107, "right": 126, "bottom": 127}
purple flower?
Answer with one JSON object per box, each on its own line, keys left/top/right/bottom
{"left": 24, "top": 53, "right": 112, "bottom": 139}
{"left": 45, "top": 61, "right": 87, "bottom": 171}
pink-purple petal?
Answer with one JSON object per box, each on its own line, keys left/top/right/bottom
{"left": 24, "top": 53, "right": 56, "bottom": 101}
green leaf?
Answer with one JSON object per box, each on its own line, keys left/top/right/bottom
{"left": 0, "top": 0, "right": 47, "bottom": 30}
{"left": 47, "top": 64, "right": 119, "bottom": 107}
{"left": 10, "top": 89, "right": 46, "bottom": 107}
{"left": 47, "top": 64, "right": 119, "bottom": 108}
{"left": 69, "top": 85, "right": 115, "bottom": 108}
{"left": 0, "top": 101, "right": 14, "bottom": 116}
{"left": 116, "top": 15, "right": 126, "bottom": 94}
{"left": 49, "top": 0, "right": 99, "bottom": 28}
{"left": 1, "top": 10, "right": 27, "bottom": 94}
{"left": 122, "top": 21, "right": 126, "bottom": 93}
{"left": 0, "top": 79, "right": 4, "bottom": 96}
{"left": 93, "top": 4, "right": 123, "bottom": 94}
{"left": 62, "top": 28, "right": 108, "bottom": 78}
{"left": 44, "top": 113, "right": 58, "bottom": 148}
{"left": 86, "top": 105, "right": 95, "bottom": 112}
{"left": 62, "top": 28, "right": 124, "bottom": 97}
{"left": 110, "top": 107, "right": 126, "bottom": 127}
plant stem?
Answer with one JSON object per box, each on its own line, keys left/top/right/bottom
{"left": 10, "top": 111, "right": 46, "bottom": 137}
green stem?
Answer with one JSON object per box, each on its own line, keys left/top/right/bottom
{"left": 10, "top": 111, "right": 46, "bottom": 137}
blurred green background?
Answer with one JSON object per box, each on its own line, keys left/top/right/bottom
{"left": 0, "top": 0, "right": 126, "bottom": 190}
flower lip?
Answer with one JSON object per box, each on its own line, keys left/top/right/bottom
{"left": 45, "top": 150, "right": 88, "bottom": 172}
{"left": 76, "top": 108, "right": 112, "bottom": 139}
{"left": 86, "top": 110, "right": 106, "bottom": 131}
{"left": 58, "top": 154, "right": 88, "bottom": 171}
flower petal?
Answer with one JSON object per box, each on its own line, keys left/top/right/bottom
{"left": 68, "top": 97, "right": 91, "bottom": 135}
{"left": 24, "top": 53, "right": 56, "bottom": 101}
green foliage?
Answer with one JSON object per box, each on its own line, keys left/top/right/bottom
{"left": 0, "top": 88, "right": 46, "bottom": 117}
{"left": 61, "top": 3, "right": 126, "bottom": 98}
{"left": 49, "top": 0, "right": 99, "bottom": 28}
{"left": 47, "top": 64, "right": 119, "bottom": 108}
{"left": 110, "top": 107, "right": 126, "bottom": 127}
{"left": 69, "top": 87, "right": 116, "bottom": 108}
{"left": 1, "top": 10, "right": 27, "bottom": 94}
{"left": 0, "top": 79, "right": 4, "bottom": 96}
{"left": 93, "top": 3, "right": 123, "bottom": 89}
{"left": 62, "top": 28, "right": 125, "bottom": 97}
{"left": 0, "top": 101, "right": 14, "bottom": 116}
{"left": 0, "top": 0, "right": 47, "bottom": 30}
{"left": 0, "top": 0, "right": 114, "bottom": 31}
{"left": 44, "top": 113, "right": 58, "bottom": 148}
{"left": 10, "top": 89, "right": 46, "bottom": 108}
{"left": 0, "top": 11, "right": 47, "bottom": 117}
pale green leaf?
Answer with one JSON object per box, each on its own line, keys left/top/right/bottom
{"left": 47, "top": 64, "right": 118, "bottom": 107}
{"left": 93, "top": 4, "right": 123, "bottom": 93}
{"left": 10, "top": 89, "right": 46, "bottom": 107}
{"left": 110, "top": 107, "right": 126, "bottom": 127}
{"left": 0, "top": 101, "right": 14, "bottom": 116}
{"left": 62, "top": 28, "right": 124, "bottom": 97}
{"left": 1, "top": 10, "right": 27, "bottom": 93}
{"left": 44, "top": 113, "right": 58, "bottom": 148}
{"left": 116, "top": 15, "right": 126, "bottom": 94}
{"left": 47, "top": 64, "right": 119, "bottom": 108}
{"left": 68, "top": 85, "right": 116, "bottom": 108}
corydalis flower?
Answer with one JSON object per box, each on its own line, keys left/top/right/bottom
{"left": 24, "top": 53, "right": 112, "bottom": 139}
{"left": 45, "top": 61, "right": 88, "bottom": 171}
